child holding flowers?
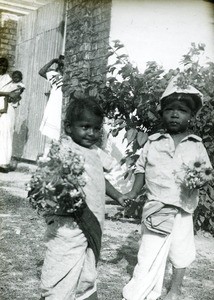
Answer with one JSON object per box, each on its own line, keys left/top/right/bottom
{"left": 122, "top": 76, "right": 213, "bottom": 300}
{"left": 28, "top": 96, "right": 128, "bottom": 300}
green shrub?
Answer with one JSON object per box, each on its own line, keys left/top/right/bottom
{"left": 71, "top": 41, "right": 214, "bottom": 234}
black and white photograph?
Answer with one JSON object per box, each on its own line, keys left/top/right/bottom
{"left": 0, "top": 1, "right": 213, "bottom": 299}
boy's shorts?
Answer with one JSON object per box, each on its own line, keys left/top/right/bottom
{"left": 168, "top": 210, "right": 196, "bottom": 268}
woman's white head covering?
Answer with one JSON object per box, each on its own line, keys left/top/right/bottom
{"left": 160, "top": 76, "right": 203, "bottom": 114}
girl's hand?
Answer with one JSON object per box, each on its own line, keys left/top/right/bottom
{"left": 117, "top": 195, "right": 134, "bottom": 207}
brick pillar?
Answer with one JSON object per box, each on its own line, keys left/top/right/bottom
{"left": 63, "top": 0, "right": 111, "bottom": 108}
{"left": 0, "top": 11, "right": 18, "bottom": 72}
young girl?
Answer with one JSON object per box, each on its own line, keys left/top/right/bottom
{"left": 122, "top": 77, "right": 212, "bottom": 300}
{"left": 40, "top": 96, "right": 128, "bottom": 300}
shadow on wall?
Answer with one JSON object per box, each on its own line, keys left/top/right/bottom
{"left": 12, "top": 120, "right": 29, "bottom": 159}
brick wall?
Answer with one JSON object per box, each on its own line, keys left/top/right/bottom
{"left": 63, "top": 0, "right": 111, "bottom": 104}
{"left": 0, "top": 11, "right": 18, "bottom": 72}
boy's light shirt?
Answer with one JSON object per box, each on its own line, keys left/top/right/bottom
{"left": 135, "top": 132, "right": 212, "bottom": 213}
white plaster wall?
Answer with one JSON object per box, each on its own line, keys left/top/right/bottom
{"left": 109, "top": 0, "right": 214, "bottom": 72}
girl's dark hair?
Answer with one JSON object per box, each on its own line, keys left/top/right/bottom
{"left": 65, "top": 96, "right": 104, "bottom": 124}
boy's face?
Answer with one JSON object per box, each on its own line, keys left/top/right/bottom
{"left": 162, "top": 100, "right": 192, "bottom": 134}
{"left": 66, "top": 110, "right": 103, "bottom": 148}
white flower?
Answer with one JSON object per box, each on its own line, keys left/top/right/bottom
{"left": 201, "top": 168, "right": 213, "bottom": 182}
{"left": 27, "top": 136, "right": 86, "bottom": 215}
{"left": 188, "top": 159, "right": 205, "bottom": 172}
{"left": 180, "top": 160, "right": 213, "bottom": 190}
{"left": 69, "top": 189, "right": 81, "bottom": 198}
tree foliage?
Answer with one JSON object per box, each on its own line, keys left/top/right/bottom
{"left": 69, "top": 41, "right": 214, "bottom": 234}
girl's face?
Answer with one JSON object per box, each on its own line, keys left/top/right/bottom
{"left": 66, "top": 110, "right": 103, "bottom": 148}
{"left": 162, "top": 100, "right": 192, "bottom": 134}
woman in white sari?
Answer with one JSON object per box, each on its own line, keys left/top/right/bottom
{"left": 0, "top": 58, "right": 22, "bottom": 173}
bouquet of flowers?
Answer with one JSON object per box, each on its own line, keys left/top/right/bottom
{"left": 180, "top": 160, "right": 213, "bottom": 189}
{"left": 26, "top": 136, "right": 86, "bottom": 216}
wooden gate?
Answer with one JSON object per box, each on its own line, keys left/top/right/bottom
{"left": 13, "top": 0, "right": 65, "bottom": 162}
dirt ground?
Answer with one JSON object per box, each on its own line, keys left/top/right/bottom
{"left": 0, "top": 164, "right": 214, "bottom": 300}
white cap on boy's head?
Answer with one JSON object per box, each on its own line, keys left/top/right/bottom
{"left": 160, "top": 75, "right": 203, "bottom": 114}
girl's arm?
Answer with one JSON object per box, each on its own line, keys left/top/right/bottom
{"left": 38, "top": 58, "right": 58, "bottom": 79}
{"left": 105, "top": 179, "right": 127, "bottom": 207}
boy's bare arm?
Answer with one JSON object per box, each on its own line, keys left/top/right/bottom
{"left": 126, "top": 173, "right": 145, "bottom": 199}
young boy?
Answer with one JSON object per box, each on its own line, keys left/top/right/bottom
{"left": 122, "top": 77, "right": 212, "bottom": 300}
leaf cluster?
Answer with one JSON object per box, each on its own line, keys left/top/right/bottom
{"left": 27, "top": 137, "right": 86, "bottom": 216}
